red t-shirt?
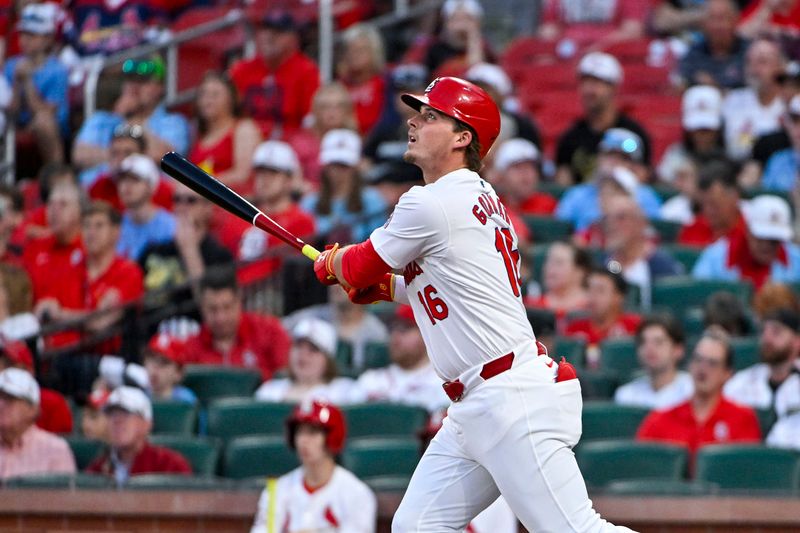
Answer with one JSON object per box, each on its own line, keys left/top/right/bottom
{"left": 86, "top": 256, "right": 145, "bottom": 354}
{"left": 678, "top": 212, "right": 745, "bottom": 248}
{"left": 344, "top": 74, "right": 386, "bottom": 136}
{"left": 229, "top": 51, "right": 320, "bottom": 139}
{"left": 563, "top": 313, "right": 641, "bottom": 346}
{"left": 183, "top": 312, "right": 291, "bottom": 380}
{"left": 87, "top": 442, "right": 192, "bottom": 476}
{"left": 88, "top": 174, "right": 174, "bottom": 213}
{"left": 189, "top": 126, "right": 235, "bottom": 177}
{"left": 637, "top": 397, "right": 761, "bottom": 460}
{"left": 518, "top": 192, "right": 558, "bottom": 216}
{"left": 740, "top": 0, "right": 800, "bottom": 34}
{"left": 36, "top": 388, "right": 73, "bottom": 434}
{"left": 725, "top": 230, "right": 786, "bottom": 290}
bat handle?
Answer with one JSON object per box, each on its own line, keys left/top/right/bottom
{"left": 301, "top": 244, "right": 320, "bottom": 261}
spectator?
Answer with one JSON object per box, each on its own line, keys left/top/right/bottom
{"left": 0, "top": 264, "right": 37, "bottom": 341}
{"left": 677, "top": 0, "right": 748, "bottom": 89}
{"left": 692, "top": 195, "right": 800, "bottom": 289}
{"left": 0, "top": 184, "right": 24, "bottom": 264}
{"left": 724, "top": 308, "right": 800, "bottom": 419}
{"left": 350, "top": 305, "right": 449, "bottom": 413}
{"left": 537, "top": 0, "right": 647, "bottom": 53}
{"left": 659, "top": 158, "right": 700, "bottom": 225}
{"left": 143, "top": 333, "right": 197, "bottom": 405}
{"left": 284, "top": 285, "right": 389, "bottom": 371}
{"left": 184, "top": 270, "right": 290, "bottom": 381}
{"left": 636, "top": 327, "right": 761, "bottom": 466}
{"left": 738, "top": 0, "right": 800, "bottom": 40}
{"left": 651, "top": 0, "right": 707, "bottom": 36}
{"left": 139, "top": 182, "right": 232, "bottom": 293}
{"left": 70, "top": 0, "right": 165, "bottom": 56}
{"left": 767, "top": 407, "right": 800, "bottom": 450}
{"left": 615, "top": 315, "right": 693, "bottom": 410}
{"left": 337, "top": 24, "right": 386, "bottom": 136}
{"left": 115, "top": 154, "right": 176, "bottom": 261}
{"left": 677, "top": 160, "right": 745, "bottom": 247}
{"left": 229, "top": 141, "right": 315, "bottom": 285}
{"left": 4, "top": 3, "right": 68, "bottom": 164}
{"left": 761, "top": 94, "right": 800, "bottom": 191}
{"left": 752, "top": 282, "right": 800, "bottom": 323}
{"left": 86, "top": 386, "right": 191, "bottom": 484}
{"left": 188, "top": 71, "right": 261, "bottom": 193}
{"left": 17, "top": 163, "right": 77, "bottom": 243}
{"left": 555, "top": 54, "right": 652, "bottom": 184}
{"left": 564, "top": 266, "right": 641, "bottom": 364}
{"left": 367, "top": 160, "right": 424, "bottom": 208}
{"left": 0, "top": 368, "right": 75, "bottom": 479}
{"left": 255, "top": 318, "right": 353, "bottom": 404}
{"left": 300, "top": 129, "right": 387, "bottom": 243}
{"left": 81, "top": 388, "right": 110, "bottom": 442}
{"left": 658, "top": 86, "right": 727, "bottom": 186}
{"left": 250, "top": 401, "right": 377, "bottom": 533}
{"left": 525, "top": 241, "right": 591, "bottom": 323}
{"left": 722, "top": 37, "right": 786, "bottom": 161}
{"left": 403, "top": 0, "right": 493, "bottom": 77}
{"left": 602, "top": 195, "right": 684, "bottom": 308}
{"left": 703, "top": 291, "right": 752, "bottom": 336}
{"left": 87, "top": 123, "right": 174, "bottom": 213}
{"left": 572, "top": 166, "right": 642, "bottom": 247}
{"left": 229, "top": 11, "right": 320, "bottom": 139}
{"left": 491, "top": 139, "right": 555, "bottom": 215}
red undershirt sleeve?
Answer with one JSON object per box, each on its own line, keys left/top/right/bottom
{"left": 340, "top": 239, "right": 392, "bottom": 289}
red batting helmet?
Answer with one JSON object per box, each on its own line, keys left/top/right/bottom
{"left": 401, "top": 76, "right": 501, "bottom": 158}
{"left": 286, "top": 400, "right": 347, "bottom": 454}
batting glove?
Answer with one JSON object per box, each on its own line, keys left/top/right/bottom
{"left": 314, "top": 243, "right": 341, "bottom": 286}
{"left": 348, "top": 273, "right": 396, "bottom": 304}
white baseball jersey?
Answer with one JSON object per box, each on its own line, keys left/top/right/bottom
{"left": 370, "top": 168, "right": 534, "bottom": 380}
{"left": 254, "top": 378, "right": 355, "bottom": 406}
{"left": 348, "top": 363, "right": 450, "bottom": 413}
{"left": 766, "top": 410, "right": 800, "bottom": 450}
{"left": 723, "top": 364, "right": 800, "bottom": 418}
{"left": 250, "top": 466, "right": 376, "bottom": 533}
{"left": 614, "top": 371, "right": 694, "bottom": 410}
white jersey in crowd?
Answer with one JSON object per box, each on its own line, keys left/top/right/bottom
{"left": 614, "top": 371, "right": 694, "bottom": 410}
{"left": 722, "top": 88, "right": 784, "bottom": 161}
{"left": 250, "top": 465, "right": 376, "bottom": 533}
{"left": 254, "top": 378, "right": 355, "bottom": 405}
{"left": 370, "top": 168, "right": 534, "bottom": 380}
{"left": 723, "top": 364, "right": 800, "bottom": 418}
{"left": 349, "top": 362, "right": 450, "bottom": 413}
{"left": 468, "top": 495, "right": 518, "bottom": 533}
{"left": 766, "top": 410, "right": 800, "bottom": 450}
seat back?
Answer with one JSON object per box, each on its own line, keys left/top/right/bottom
{"left": 695, "top": 445, "right": 800, "bottom": 493}
{"left": 208, "top": 400, "right": 295, "bottom": 442}
{"left": 152, "top": 400, "right": 197, "bottom": 435}
{"left": 149, "top": 435, "right": 221, "bottom": 476}
{"left": 576, "top": 440, "right": 688, "bottom": 489}
{"left": 183, "top": 366, "right": 263, "bottom": 405}
{"left": 65, "top": 436, "right": 105, "bottom": 470}
{"left": 581, "top": 403, "right": 650, "bottom": 442}
{"left": 341, "top": 438, "right": 420, "bottom": 479}
{"left": 223, "top": 435, "right": 299, "bottom": 479}
{"left": 340, "top": 403, "right": 428, "bottom": 440}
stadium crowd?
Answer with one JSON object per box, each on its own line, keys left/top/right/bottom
{"left": 2, "top": 0, "right": 800, "bottom": 528}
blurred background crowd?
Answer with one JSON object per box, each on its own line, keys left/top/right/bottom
{"left": 1, "top": 0, "right": 800, "bottom": 521}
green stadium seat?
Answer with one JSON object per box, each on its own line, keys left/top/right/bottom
{"left": 342, "top": 438, "right": 421, "bottom": 478}
{"left": 523, "top": 216, "right": 573, "bottom": 243}
{"left": 579, "top": 370, "right": 618, "bottom": 400}
{"left": 149, "top": 435, "right": 221, "bottom": 476}
{"left": 182, "top": 365, "right": 263, "bottom": 405}
{"left": 340, "top": 403, "right": 428, "bottom": 440}
{"left": 528, "top": 244, "right": 548, "bottom": 283}
{"left": 730, "top": 336, "right": 760, "bottom": 371}
{"left": 151, "top": 400, "right": 197, "bottom": 436}
{"left": 581, "top": 403, "right": 650, "bottom": 442}
{"left": 208, "top": 400, "right": 295, "bottom": 442}
{"left": 127, "top": 474, "right": 228, "bottom": 490}
{"left": 364, "top": 475, "right": 412, "bottom": 493}
{"left": 65, "top": 436, "right": 105, "bottom": 470}
{"left": 538, "top": 182, "right": 568, "bottom": 200}
{"left": 552, "top": 337, "right": 587, "bottom": 369}
{"left": 651, "top": 277, "right": 752, "bottom": 315}
{"left": 576, "top": 440, "right": 688, "bottom": 489}
{"left": 660, "top": 246, "right": 702, "bottom": 272}
{"left": 363, "top": 342, "right": 391, "bottom": 369}
{"left": 649, "top": 219, "right": 682, "bottom": 243}
{"left": 605, "top": 479, "right": 717, "bottom": 496}
{"left": 599, "top": 338, "right": 639, "bottom": 384}
{"left": 695, "top": 445, "right": 800, "bottom": 493}
{"left": 4, "top": 473, "right": 112, "bottom": 489}
{"left": 335, "top": 340, "right": 353, "bottom": 370}
{"left": 223, "top": 435, "right": 299, "bottom": 479}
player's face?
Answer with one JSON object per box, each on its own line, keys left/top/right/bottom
{"left": 199, "top": 288, "right": 242, "bottom": 341}
{"left": 760, "top": 320, "right": 798, "bottom": 365}
{"left": 294, "top": 424, "right": 329, "bottom": 465}
{"left": 637, "top": 325, "right": 682, "bottom": 374}
{"left": 689, "top": 338, "right": 731, "bottom": 396}
{"left": 82, "top": 213, "right": 120, "bottom": 257}
{"left": 289, "top": 340, "right": 329, "bottom": 384}
{"left": 405, "top": 106, "right": 462, "bottom": 168}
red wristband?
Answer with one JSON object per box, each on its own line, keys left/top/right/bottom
{"left": 341, "top": 239, "right": 392, "bottom": 289}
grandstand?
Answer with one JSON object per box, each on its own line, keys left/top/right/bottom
{"left": 1, "top": 0, "right": 800, "bottom": 531}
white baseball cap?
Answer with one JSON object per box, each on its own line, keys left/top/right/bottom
{"left": 682, "top": 85, "right": 722, "bottom": 131}
{"left": 742, "top": 195, "right": 793, "bottom": 242}
{"left": 252, "top": 140, "right": 300, "bottom": 175}
{"left": 0, "top": 367, "right": 40, "bottom": 405}
{"left": 104, "top": 386, "right": 152, "bottom": 421}
{"left": 442, "top": 0, "right": 483, "bottom": 18}
{"left": 600, "top": 166, "right": 639, "bottom": 197}
{"left": 117, "top": 154, "right": 160, "bottom": 189}
{"left": 292, "top": 318, "right": 337, "bottom": 358}
{"left": 466, "top": 63, "right": 513, "bottom": 98}
{"left": 494, "top": 138, "right": 540, "bottom": 172}
{"left": 578, "top": 52, "right": 623, "bottom": 85}
{"left": 16, "top": 4, "right": 57, "bottom": 35}
{"left": 320, "top": 129, "right": 361, "bottom": 167}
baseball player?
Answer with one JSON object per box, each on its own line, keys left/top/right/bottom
{"left": 250, "top": 400, "right": 376, "bottom": 533}
{"left": 314, "top": 77, "right": 635, "bottom": 532}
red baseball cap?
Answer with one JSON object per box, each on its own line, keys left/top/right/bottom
{"left": 394, "top": 305, "right": 417, "bottom": 326}
{"left": 0, "top": 335, "right": 33, "bottom": 371}
{"left": 146, "top": 333, "right": 187, "bottom": 366}
{"left": 87, "top": 387, "right": 111, "bottom": 410}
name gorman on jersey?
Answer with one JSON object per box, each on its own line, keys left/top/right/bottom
{"left": 471, "top": 192, "right": 511, "bottom": 226}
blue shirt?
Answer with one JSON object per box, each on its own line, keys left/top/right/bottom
{"left": 4, "top": 55, "right": 69, "bottom": 136}
{"left": 118, "top": 208, "right": 176, "bottom": 261}
{"left": 147, "top": 105, "right": 190, "bottom": 155}
{"left": 761, "top": 148, "right": 798, "bottom": 192}
{"left": 692, "top": 238, "right": 800, "bottom": 284}
{"left": 300, "top": 187, "right": 388, "bottom": 242}
{"left": 555, "top": 183, "right": 663, "bottom": 231}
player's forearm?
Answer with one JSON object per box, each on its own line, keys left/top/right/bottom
{"left": 332, "top": 239, "right": 392, "bottom": 289}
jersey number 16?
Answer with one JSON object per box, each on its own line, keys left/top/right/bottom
{"left": 495, "top": 227, "right": 522, "bottom": 297}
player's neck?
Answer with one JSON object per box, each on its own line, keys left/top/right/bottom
{"left": 422, "top": 160, "right": 468, "bottom": 184}
{"left": 303, "top": 458, "right": 336, "bottom": 488}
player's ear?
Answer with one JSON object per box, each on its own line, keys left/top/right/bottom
{"left": 453, "top": 128, "right": 472, "bottom": 150}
